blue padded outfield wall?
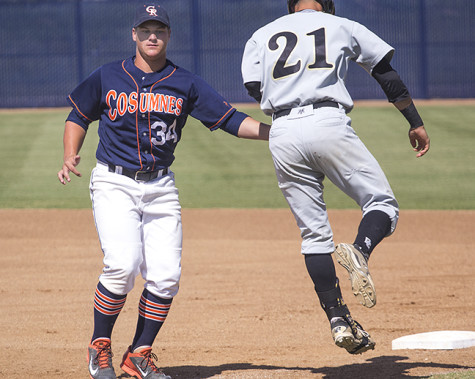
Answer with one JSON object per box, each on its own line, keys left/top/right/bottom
{"left": 0, "top": 0, "right": 474, "bottom": 108}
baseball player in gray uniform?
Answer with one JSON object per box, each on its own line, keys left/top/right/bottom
{"left": 241, "top": 0, "right": 430, "bottom": 354}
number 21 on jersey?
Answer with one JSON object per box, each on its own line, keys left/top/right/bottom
{"left": 269, "top": 28, "right": 333, "bottom": 80}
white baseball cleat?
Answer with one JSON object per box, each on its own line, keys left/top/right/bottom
{"left": 331, "top": 316, "right": 376, "bottom": 354}
{"left": 335, "top": 243, "right": 376, "bottom": 308}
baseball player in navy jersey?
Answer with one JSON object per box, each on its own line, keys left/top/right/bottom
{"left": 57, "top": 2, "right": 270, "bottom": 378}
{"left": 242, "top": 0, "right": 430, "bottom": 354}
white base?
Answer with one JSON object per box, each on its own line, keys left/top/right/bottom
{"left": 392, "top": 331, "right": 475, "bottom": 350}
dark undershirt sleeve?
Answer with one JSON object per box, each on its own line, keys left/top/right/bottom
{"left": 244, "top": 81, "right": 262, "bottom": 103}
{"left": 371, "top": 58, "right": 410, "bottom": 103}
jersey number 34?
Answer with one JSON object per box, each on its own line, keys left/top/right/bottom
{"left": 269, "top": 28, "right": 333, "bottom": 80}
{"left": 151, "top": 119, "right": 178, "bottom": 146}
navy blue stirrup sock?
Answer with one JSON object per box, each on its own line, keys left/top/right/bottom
{"left": 91, "top": 282, "right": 127, "bottom": 342}
{"left": 131, "top": 289, "right": 173, "bottom": 351}
{"left": 354, "top": 210, "right": 391, "bottom": 258}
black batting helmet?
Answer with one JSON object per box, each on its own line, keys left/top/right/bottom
{"left": 287, "top": 0, "right": 335, "bottom": 15}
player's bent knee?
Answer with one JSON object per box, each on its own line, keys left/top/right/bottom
{"left": 146, "top": 281, "right": 180, "bottom": 299}
{"left": 99, "top": 275, "right": 136, "bottom": 296}
{"left": 99, "top": 266, "right": 140, "bottom": 295}
{"left": 364, "top": 204, "right": 399, "bottom": 236}
{"left": 144, "top": 268, "right": 182, "bottom": 299}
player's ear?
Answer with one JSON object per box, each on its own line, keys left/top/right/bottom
{"left": 132, "top": 28, "right": 137, "bottom": 42}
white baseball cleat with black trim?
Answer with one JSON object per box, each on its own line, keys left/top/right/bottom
{"left": 331, "top": 315, "right": 376, "bottom": 354}
{"left": 335, "top": 243, "right": 376, "bottom": 308}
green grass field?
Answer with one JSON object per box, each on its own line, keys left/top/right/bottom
{"left": 430, "top": 372, "right": 475, "bottom": 379}
{"left": 0, "top": 102, "right": 474, "bottom": 209}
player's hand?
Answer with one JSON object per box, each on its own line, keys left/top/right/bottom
{"left": 409, "top": 126, "right": 430, "bottom": 158}
{"left": 58, "top": 154, "right": 82, "bottom": 184}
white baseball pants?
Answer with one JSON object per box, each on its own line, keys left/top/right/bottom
{"left": 269, "top": 105, "right": 399, "bottom": 255}
{"left": 89, "top": 162, "right": 182, "bottom": 298}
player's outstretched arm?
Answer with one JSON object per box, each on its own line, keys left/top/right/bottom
{"left": 237, "top": 117, "right": 271, "bottom": 141}
{"left": 57, "top": 121, "right": 87, "bottom": 185}
{"left": 372, "top": 58, "right": 430, "bottom": 157}
{"left": 394, "top": 99, "right": 430, "bottom": 158}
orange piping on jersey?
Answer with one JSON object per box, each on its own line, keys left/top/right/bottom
{"left": 122, "top": 60, "right": 143, "bottom": 170}
{"left": 68, "top": 95, "right": 93, "bottom": 122}
{"left": 209, "top": 107, "right": 234, "bottom": 130}
{"left": 148, "top": 66, "right": 177, "bottom": 170}
{"left": 150, "top": 67, "right": 177, "bottom": 88}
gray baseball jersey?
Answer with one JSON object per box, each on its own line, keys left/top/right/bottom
{"left": 241, "top": 9, "right": 394, "bottom": 115}
{"left": 241, "top": 9, "right": 399, "bottom": 256}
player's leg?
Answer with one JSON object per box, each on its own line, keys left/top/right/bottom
{"left": 120, "top": 172, "right": 180, "bottom": 379}
{"left": 88, "top": 281, "right": 126, "bottom": 379}
{"left": 88, "top": 164, "right": 145, "bottom": 378}
{"left": 269, "top": 114, "right": 374, "bottom": 354}
{"left": 317, "top": 115, "right": 399, "bottom": 236}
{"left": 90, "top": 163, "right": 145, "bottom": 299}
{"left": 338, "top": 209, "right": 392, "bottom": 302}
{"left": 318, "top": 114, "right": 399, "bottom": 307}
{"left": 269, "top": 117, "right": 335, "bottom": 255}
{"left": 305, "top": 253, "right": 375, "bottom": 354}
{"left": 353, "top": 210, "right": 391, "bottom": 259}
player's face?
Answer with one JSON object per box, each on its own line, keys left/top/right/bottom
{"left": 133, "top": 21, "right": 170, "bottom": 61}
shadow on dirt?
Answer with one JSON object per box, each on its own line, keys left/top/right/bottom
{"left": 117, "top": 355, "right": 474, "bottom": 378}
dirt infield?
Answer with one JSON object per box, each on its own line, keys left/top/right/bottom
{"left": 1, "top": 209, "right": 474, "bottom": 378}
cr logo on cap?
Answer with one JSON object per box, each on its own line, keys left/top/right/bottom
{"left": 146, "top": 5, "right": 158, "bottom": 16}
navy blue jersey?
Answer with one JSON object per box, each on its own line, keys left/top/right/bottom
{"left": 67, "top": 57, "right": 247, "bottom": 171}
